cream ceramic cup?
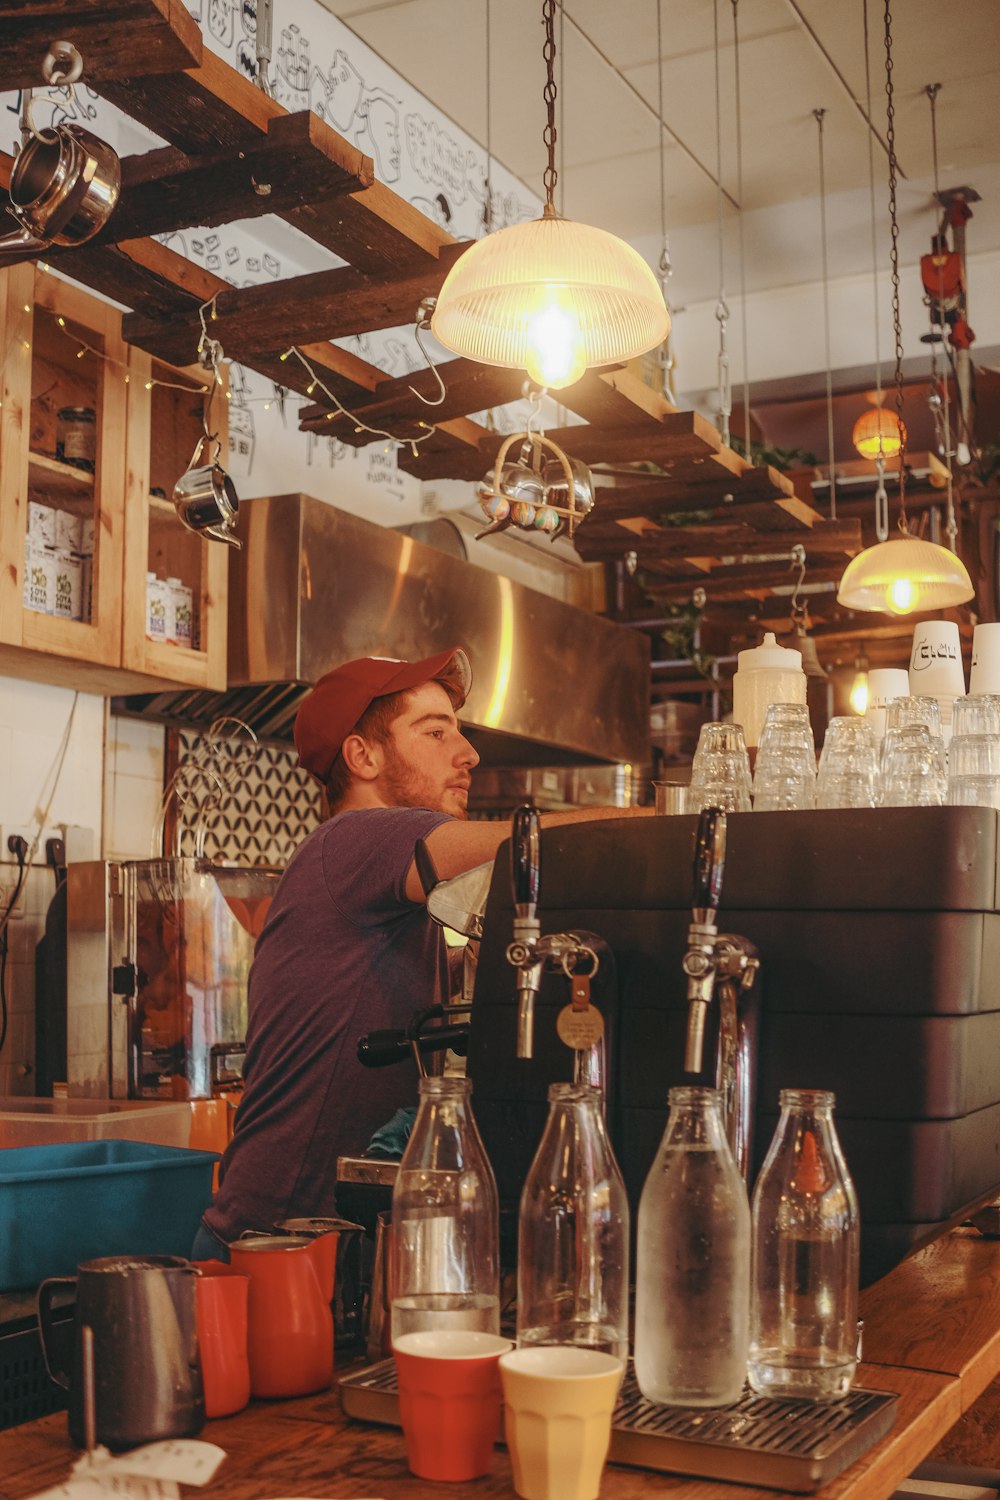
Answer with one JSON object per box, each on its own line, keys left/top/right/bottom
{"left": 499, "top": 1346, "right": 625, "bottom": 1500}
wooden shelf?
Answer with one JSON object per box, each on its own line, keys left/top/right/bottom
{"left": 28, "top": 452, "right": 95, "bottom": 499}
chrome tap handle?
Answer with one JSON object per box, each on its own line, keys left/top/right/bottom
{"left": 684, "top": 806, "right": 728, "bottom": 1075}
{"left": 508, "top": 804, "right": 542, "bottom": 1059}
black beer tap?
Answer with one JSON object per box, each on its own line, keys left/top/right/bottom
{"left": 683, "top": 807, "right": 727, "bottom": 1074}
{"left": 505, "top": 804, "right": 604, "bottom": 1062}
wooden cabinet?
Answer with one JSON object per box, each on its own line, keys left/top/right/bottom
{"left": 122, "top": 349, "right": 229, "bottom": 689}
{"left": 0, "top": 264, "right": 228, "bottom": 693}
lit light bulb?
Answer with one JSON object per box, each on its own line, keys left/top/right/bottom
{"left": 886, "top": 576, "right": 916, "bottom": 614}
{"left": 849, "top": 669, "right": 869, "bottom": 715}
{"left": 523, "top": 289, "right": 587, "bottom": 389}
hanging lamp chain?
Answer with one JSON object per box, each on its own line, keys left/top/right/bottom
{"left": 655, "top": 0, "right": 675, "bottom": 395}
{"left": 924, "top": 81, "right": 959, "bottom": 551}
{"left": 883, "top": 0, "right": 908, "bottom": 533}
{"left": 713, "top": 0, "right": 731, "bottom": 446}
{"left": 542, "top": 0, "right": 559, "bottom": 214}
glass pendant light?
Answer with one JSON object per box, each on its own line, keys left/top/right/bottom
{"left": 431, "top": 0, "right": 669, "bottom": 390}
{"left": 849, "top": 652, "right": 869, "bottom": 714}
{"left": 837, "top": 0, "right": 973, "bottom": 617}
{"left": 852, "top": 406, "right": 905, "bottom": 459}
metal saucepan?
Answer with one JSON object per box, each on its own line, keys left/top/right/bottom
{"left": 0, "top": 124, "right": 121, "bottom": 260}
{"left": 173, "top": 458, "right": 242, "bottom": 549}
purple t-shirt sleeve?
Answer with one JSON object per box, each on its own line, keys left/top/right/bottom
{"left": 203, "top": 804, "right": 454, "bottom": 1241}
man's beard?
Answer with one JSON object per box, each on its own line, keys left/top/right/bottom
{"left": 380, "top": 742, "right": 467, "bottom": 819}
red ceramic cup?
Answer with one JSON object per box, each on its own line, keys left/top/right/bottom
{"left": 192, "top": 1260, "right": 251, "bottom": 1419}
{"left": 392, "top": 1330, "right": 512, "bottom": 1482}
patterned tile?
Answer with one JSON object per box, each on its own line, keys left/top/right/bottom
{"left": 174, "top": 728, "right": 323, "bottom": 866}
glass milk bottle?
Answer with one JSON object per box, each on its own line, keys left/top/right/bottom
{"left": 517, "top": 1083, "right": 630, "bottom": 1360}
{"left": 390, "top": 1076, "right": 500, "bottom": 1341}
{"left": 635, "top": 1087, "right": 750, "bottom": 1406}
{"left": 748, "top": 1089, "right": 860, "bottom": 1400}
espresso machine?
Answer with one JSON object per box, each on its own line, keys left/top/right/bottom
{"left": 467, "top": 806, "right": 1000, "bottom": 1286}
{"left": 65, "top": 857, "right": 282, "bottom": 1140}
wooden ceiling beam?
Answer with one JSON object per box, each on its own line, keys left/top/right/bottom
{"left": 94, "top": 51, "right": 454, "bottom": 273}
{"left": 640, "top": 560, "right": 848, "bottom": 604}
{"left": 575, "top": 518, "right": 862, "bottom": 562}
{"left": 554, "top": 366, "right": 677, "bottom": 427}
{"left": 299, "top": 359, "right": 529, "bottom": 432}
{"left": 122, "top": 243, "right": 464, "bottom": 368}
{"left": 395, "top": 420, "right": 493, "bottom": 477}
{"left": 0, "top": 0, "right": 201, "bottom": 90}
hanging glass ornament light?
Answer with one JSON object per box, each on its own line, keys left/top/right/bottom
{"left": 852, "top": 405, "right": 905, "bottom": 459}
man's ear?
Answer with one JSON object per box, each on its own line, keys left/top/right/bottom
{"left": 340, "top": 732, "right": 381, "bottom": 782}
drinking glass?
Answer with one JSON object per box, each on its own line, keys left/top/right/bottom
{"left": 753, "top": 704, "right": 816, "bottom": 811}
{"left": 946, "top": 734, "right": 1000, "bottom": 808}
{"left": 816, "top": 718, "right": 878, "bottom": 809}
{"left": 883, "top": 698, "right": 946, "bottom": 780}
{"left": 758, "top": 702, "right": 815, "bottom": 756}
{"left": 880, "top": 724, "right": 946, "bottom": 806}
{"left": 688, "top": 723, "right": 752, "bottom": 814}
{"left": 952, "top": 695, "right": 1000, "bottom": 738}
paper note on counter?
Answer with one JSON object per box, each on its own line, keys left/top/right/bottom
{"left": 26, "top": 1438, "right": 227, "bottom": 1498}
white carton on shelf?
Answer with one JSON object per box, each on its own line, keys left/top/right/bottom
{"left": 28, "top": 501, "right": 55, "bottom": 547}
{"left": 146, "top": 572, "right": 171, "bottom": 642}
{"left": 54, "top": 508, "right": 82, "bottom": 552}
{"left": 23, "top": 540, "right": 56, "bottom": 614}
{"left": 53, "top": 549, "right": 83, "bottom": 620}
{"left": 167, "top": 577, "right": 194, "bottom": 648}
{"left": 79, "top": 515, "right": 95, "bottom": 554}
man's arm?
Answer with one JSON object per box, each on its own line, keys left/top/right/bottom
{"left": 404, "top": 804, "right": 655, "bottom": 902}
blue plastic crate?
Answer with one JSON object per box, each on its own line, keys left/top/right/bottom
{"left": 0, "top": 1139, "right": 218, "bottom": 1291}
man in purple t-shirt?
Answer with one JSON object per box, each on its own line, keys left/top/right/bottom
{"left": 198, "top": 646, "right": 649, "bottom": 1251}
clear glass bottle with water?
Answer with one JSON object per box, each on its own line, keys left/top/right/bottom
{"left": 390, "top": 1076, "right": 499, "bottom": 1341}
{"left": 634, "top": 1086, "right": 750, "bottom": 1406}
{"left": 517, "top": 1083, "right": 630, "bottom": 1360}
{"left": 748, "top": 1089, "right": 860, "bottom": 1400}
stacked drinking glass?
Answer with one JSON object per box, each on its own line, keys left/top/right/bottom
{"left": 947, "top": 695, "right": 1000, "bottom": 808}
{"left": 880, "top": 697, "right": 947, "bottom": 806}
{"left": 687, "top": 723, "right": 753, "bottom": 813}
{"left": 816, "top": 718, "right": 878, "bottom": 809}
{"left": 752, "top": 704, "right": 816, "bottom": 811}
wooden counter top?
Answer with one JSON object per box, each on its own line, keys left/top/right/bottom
{"left": 3, "top": 1228, "right": 1000, "bottom": 1500}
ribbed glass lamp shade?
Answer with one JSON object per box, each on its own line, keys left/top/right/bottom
{"left": 430, "top": 213, "right": 670, "bottom": 390}
{"left": 837, "top": 535, "right": 974, "bottom": 615}
{"left": 852, "top": 406, "right": 905, "bottom": 459}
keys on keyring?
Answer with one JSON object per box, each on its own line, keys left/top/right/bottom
{"left": 555, "top": 949, "right": 604, "bottom": 1052}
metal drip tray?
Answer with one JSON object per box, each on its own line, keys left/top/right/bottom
{"left": 338, "top": 1359, "right": 898, "bottom": 1493}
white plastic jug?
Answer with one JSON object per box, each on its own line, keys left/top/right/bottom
{"left": 732, "top": 632, "right": 807, "bottom": 748}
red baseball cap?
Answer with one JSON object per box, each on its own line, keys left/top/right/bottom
{"left": 294, "top": 646, "right": 473, "bottom": 783}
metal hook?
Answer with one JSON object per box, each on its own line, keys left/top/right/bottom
{"left": 789, "top": 541, "right": 807, "bottom": 618}
{"left": 408, "top": 299, "right": 447, "bottom": 407}
{"left": 874, "top": 456, "right": 890, "bottom": 542}
{"left": 523, "top": 383, "right": 545, "bottom": 438}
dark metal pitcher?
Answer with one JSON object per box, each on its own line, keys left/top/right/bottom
{"left": 37, "top": 1255, "right": 204, "bottom": 1450}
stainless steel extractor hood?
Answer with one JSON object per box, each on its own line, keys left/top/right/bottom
{"left": 116, "top": 494, "right": 651, "bottom": 768}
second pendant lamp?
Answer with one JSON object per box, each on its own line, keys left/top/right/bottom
{"left": 430, "top": 0, "right": 669, "bottom": 390}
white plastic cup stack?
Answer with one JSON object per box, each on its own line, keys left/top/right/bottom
{"left": 909, "top": 621, "right": 966, "bottom": 741}
{"left": 970, "top": 624, "right": 1000, "bottom": 697}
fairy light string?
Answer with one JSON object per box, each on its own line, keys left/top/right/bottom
{"left": 279, "top": 345, "right": 438, "bottom": 458}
